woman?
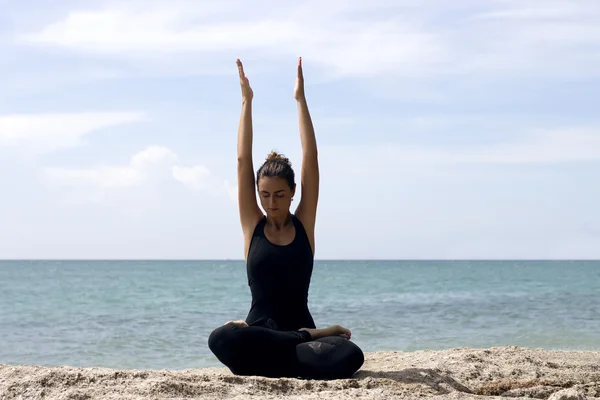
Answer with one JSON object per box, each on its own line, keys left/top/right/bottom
{"left": 208, "top": 58, "right": 364, "bottom": 380}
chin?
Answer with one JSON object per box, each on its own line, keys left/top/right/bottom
{"left": 266, "top": 208, "right": 286, "bottom": 216}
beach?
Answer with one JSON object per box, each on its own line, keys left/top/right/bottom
{"left": 2, "top": 346, "right": 599, "bottom": 399}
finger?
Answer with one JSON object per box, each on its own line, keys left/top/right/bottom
{"left": 236, "top": 59, "right": 245, "bottom": 78}
{"left": 297, "top": 57, "right": 303, "bottom": 79}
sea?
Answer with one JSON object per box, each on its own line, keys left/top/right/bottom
{"left": 0, "top": 260, "right": 598, "bottom": 371}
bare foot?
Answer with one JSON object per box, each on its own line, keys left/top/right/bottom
{"left": 329, "top": 324, "right": 352, "bottom": 340}
{"left": 225, "top": 320, "right": 248, "bottom": 328}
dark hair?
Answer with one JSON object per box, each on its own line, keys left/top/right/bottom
{"left": 256, "top": 151, "right": 295, "bottom": 189}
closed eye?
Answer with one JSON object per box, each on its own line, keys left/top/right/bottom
{"left": 260, "top": 191, "right": 285, "bottom": 198}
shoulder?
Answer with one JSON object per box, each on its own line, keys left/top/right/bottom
{"left": 292, "top": 213, "right": 308, "bottom": 232}
{"left": 244, "top": 215, "right": 266, "bottom": 260}
{"left": 244, "top": 214, "right": 265, "bottom": 237}
{"left": 293, "top": 210, "right": 315, "bottom": 235}
{"left": 293, "top": 213, "right": 315, "bottom": 255}
{"left": 250, "top": 215, "right": 266, "bottom": 238}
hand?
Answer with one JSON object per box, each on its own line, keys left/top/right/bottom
{"left": 225, "top": 320, "right": 249, "bottom": 328}
{"left": 300, "top": 324, "right": 352, "bottom": 340}
{"left": 293, "top": 57, "right": 305, "bottom": 101}
{"left": 236, "top": 59, "right": 253, "bottom": 102}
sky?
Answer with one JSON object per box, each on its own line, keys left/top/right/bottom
{"left": 1, "top": 0, "right": 599, "bottom": 260}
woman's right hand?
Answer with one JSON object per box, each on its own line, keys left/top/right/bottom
{"left": 225, "top": 320, "right": 249, "bottom": 328}
{"left": 300, "top": 324, "right": 352, "bottom": 340}
{"left": 236, "top": 59, "right": 253, "bottom": 102}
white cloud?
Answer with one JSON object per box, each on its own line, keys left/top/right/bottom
{"left": 16, "top": 0, "right": 600, "bottom": 79}
{"left": 130, "top": 146, "right": 178, "bottom": 170}
{"left": 474, "top": 0, "right": 600, "bottom": 22}
{"left": 44, "top": 146, "right": 177, "bottom": 188}
{"left": 172, "top": 165, "right": 210, "bottom": 191}
{"left": 320, "top": 127, "right": 600, "bottom": 177}
{"left": 223, "top": 180, "right": 237, "bottom": 202}
{"left": 43, "top": 145, "right": 224, "bottom": 206}
{"left": 0, "top": 112, "right": 146, "bottom": 153}
{"left": 44, "top": 165, "right": 144, "bottom": 189}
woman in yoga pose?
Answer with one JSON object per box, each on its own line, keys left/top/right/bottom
{"left": 208, "top": 58, "right": 364, "bottom": 379}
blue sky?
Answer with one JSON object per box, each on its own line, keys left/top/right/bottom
{"left": 1, "top": 0, "right": 599, "bottom": 259}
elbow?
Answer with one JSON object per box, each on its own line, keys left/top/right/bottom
{"left": 237, "top": 156, "right": 255, "bottom": 175}
{"left": 237, "top": 155, "right": 252, "bottom": 165}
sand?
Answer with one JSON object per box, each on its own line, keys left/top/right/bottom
{"left": 1, "top": 346, "right": 599, "bottom": 399}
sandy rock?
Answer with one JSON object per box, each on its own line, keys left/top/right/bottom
{"left": 548, "top": 388, "right": 589, "bottom": 400}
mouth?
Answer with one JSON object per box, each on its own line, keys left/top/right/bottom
{"left": 268, "top": 208, "right": 279, "bottom": 212}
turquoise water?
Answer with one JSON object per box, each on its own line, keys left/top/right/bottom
{"left": 0, "top": 260, "right": 598, "bottom": 370}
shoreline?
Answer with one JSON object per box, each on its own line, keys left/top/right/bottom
{"left": 2, "top": 346, "right": 599, "bottom": 399}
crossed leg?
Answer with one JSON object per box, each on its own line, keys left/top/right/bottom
{"left": 208, "top": 322, "right": 364, "bottom": 379}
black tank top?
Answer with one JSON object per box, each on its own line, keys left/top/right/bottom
{"left": 245, "top": 214, "right": 316, "bottom": 331}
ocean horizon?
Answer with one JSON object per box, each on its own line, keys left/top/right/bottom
{"left": 2, "top": 258, "right": 598, "bottom": 261}
{"left": 1, "top": 259, "right": 598, "bottom": 371}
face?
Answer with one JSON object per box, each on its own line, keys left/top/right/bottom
{"left": 257, "top": 176, "right": 295, "bottom": 217}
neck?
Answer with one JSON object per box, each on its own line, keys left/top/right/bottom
{"left": 267, "top": 212, "right": 292, "bottom": 230}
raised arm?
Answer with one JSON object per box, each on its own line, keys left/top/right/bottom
{"left": 236, "top": 59, "right": 263, "bottom": 258}
{"left": 292, "top": 57, "right": 319, "bottom": 254}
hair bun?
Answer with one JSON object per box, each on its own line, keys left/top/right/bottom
{"left": 266, "top": 150, "right": 291, "bottom": 165}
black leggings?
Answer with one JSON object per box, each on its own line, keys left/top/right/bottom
{"left": 208, "top": 324, "right": 364, "bottom": 379}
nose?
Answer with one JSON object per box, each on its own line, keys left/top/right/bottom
{"left": 268, "top": 196, "right": 278, "bottom": 208}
